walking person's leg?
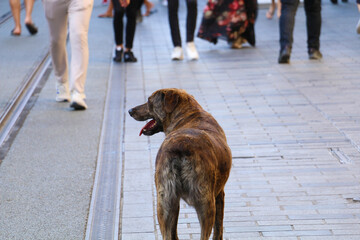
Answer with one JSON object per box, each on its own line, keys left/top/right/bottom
{"left": 168, "top": 0, "right": 181, "bottom": 47}
{"left": 168, "top": 0, "right": 183, "bottom": 60}
{"left": 112, "top": 0, "right": 125, "bottom": 62}
{"left": 278, "top": 0, "right": 299, "bottom": 63}
{"left": 43, "top": 0, "right": 70, "bottom": 101}
{"left": 304, "top": 0, "right": 322, "bottom": 59}
{"left": 24, "top": 0, "right": 38, "bottom": 34}
{"left": 68, "top": 0, "right": 93, "bottom": 109}
{"left": 266, "top": 0, "right": 276, "bottom": 19}
{"left": 124, "top": 0, "right": 143, "bottom": 62}
{"left": 185, "top": 0, "right": 197, "bottom": 43}
{"left": 9, "top": 0, "right": 21, "bottom": 35}
{"left": 185, "top": 0, "right": 198, "bottom": 60}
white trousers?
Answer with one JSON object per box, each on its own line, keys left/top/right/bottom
{"left": 42, "top": 0, "right": 93, "bottom": 98}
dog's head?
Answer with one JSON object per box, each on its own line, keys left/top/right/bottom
{"left": 128, "top": 88, "right": 190, "bottom": 136}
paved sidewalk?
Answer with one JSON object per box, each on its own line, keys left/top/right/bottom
{"left": 122, "top": 1, "right": 360, "bottom": 239}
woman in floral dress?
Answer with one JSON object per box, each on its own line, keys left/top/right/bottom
{"left": 197, "top": 0, "right": 257, "bottom": 48}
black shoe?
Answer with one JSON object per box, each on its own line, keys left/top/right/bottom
{"left": 278, "top": 46, "right": 291, "bottom": 64}
{"left": 113, "top": 49, "right": 123, "bottom": 62}
{"left": 124, "top": 51, "right": 137, "bottom": 62}
{"left": 330, "top": 0, "right": 337, "bottom": 4}
{"left": 25, "top": 23, "right": 38, "bottom": 35}
{"left": 341, "top": 0, "right": 347, "bottom": 2}
{"left": 308, "top": 48, "right": 323, "bottom": 60}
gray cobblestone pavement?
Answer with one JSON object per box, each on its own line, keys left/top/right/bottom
{"left": 0, "top": 0, "right": 360, "bottom": 239}
{"left": 123, "top": 1, "right": 360, "bottom": 239}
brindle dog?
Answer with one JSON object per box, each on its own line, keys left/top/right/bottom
{"left": 128, "top": 88, "right": 232, "bottom": 240}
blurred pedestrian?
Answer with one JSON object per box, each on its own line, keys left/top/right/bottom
{"left": 9, "top": 0, "right": 38, "bottom": 36}
{"left": 42, "top": 0, "right": 93, "bottom": 110}
{"left": 197, "top": 0, "right": 257, "bottom": 49}
{"left": 278, "top": 0, "right": 322, "bottom": 64}
{"left": 112, "top": 0, "right": 144, "bottom": 63}
{"left": 168, "top": 0, "right": 199, "bottom": 60}
{"left": 266, "top": 0, "right": 281, "bottom": 19}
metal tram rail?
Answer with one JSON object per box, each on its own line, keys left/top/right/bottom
{"left": 0, "top": 52, "right": 51, "bottom": 156}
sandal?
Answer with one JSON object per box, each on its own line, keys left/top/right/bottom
{"left": 143, "top": 9, "right": 157, "bottom": 17}
{"left": 143, "top": 1, "right": 154, "bottom": 16}
{"left": 98, "top": 13, "right": 113, "bottom": 18}
{"left": 25, "top": 23, "right": 38, "bottom": 35}
{"left": 11, "top": 29, "right": 21, "bottom": 36}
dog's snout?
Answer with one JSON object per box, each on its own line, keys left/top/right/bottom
{"left": 128, "top": 108, "right": 134, "bottom": 116}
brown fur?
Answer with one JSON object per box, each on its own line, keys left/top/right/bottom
{"left": 128, "top": 88, "right": 232, "bottom": 240}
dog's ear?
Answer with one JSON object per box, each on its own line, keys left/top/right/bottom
{"left": 163, "top": 90, "right": 179, "bottom": 113}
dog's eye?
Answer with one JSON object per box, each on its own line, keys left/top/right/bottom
{"left": 148, "top": 101, "right": 153, "bottom": 111}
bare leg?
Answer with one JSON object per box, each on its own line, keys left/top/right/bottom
{"left": 24, "top": 0, "right": 34, "bottom": 24}
{"left": 266, "top": 0, "right": 275, "bottom": 19}
{"left": 277, "top": 0, "right": 282, "bottom": 18}
{"left": 143, "top": 0, "right": 154, "bottom": 16}
{"left": 9, "top": 0, "right": 21, "bottom": 34}
{"left": 98, "top": 1, "right": 113, "bottom": 18}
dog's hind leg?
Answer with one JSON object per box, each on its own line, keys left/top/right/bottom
{"left": 195, "top": 197, "right": 216, "bottom": 240}
{"left": 212, "top": 190, "right": 225, "bottom": 240}
{"left": 156, "top": 192, "right": 180, "bottom": 240}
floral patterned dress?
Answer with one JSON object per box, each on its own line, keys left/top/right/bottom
{"left": 197, "top": 0, "right": 257, "bottom": 46}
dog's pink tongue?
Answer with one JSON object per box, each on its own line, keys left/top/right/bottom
{"left": 139, "top": 119, "right": 156, "bottom": 136}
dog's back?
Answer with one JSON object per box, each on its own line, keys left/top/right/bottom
{"left": 156, "top": 128, "right": 229, "bottom": 204}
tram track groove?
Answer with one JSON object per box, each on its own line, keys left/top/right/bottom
{"left": 85, "top": 60, "right": 126, "bottom": 240}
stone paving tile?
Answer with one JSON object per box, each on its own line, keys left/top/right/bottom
{"left": 122, "top": 233, "right": 157, "bottom": 240}
{"left": 120, "top": 1, "right": 360, "bottom": 239}
{"left": 300, "top": 237, "right": 360, "bottom": 240}
{"left": 262, "top": 230, "right": 333, "bottom": 237}
{"left": 122, "top": 217, "right": 155, "bottom": 233}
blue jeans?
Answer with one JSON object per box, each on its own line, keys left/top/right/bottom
{"left": 279, "top": 0, "right": 321, "bottom": 52}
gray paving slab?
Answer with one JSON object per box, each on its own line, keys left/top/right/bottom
{"left": 1, "top": 0, "right": 360, "bottom": 239}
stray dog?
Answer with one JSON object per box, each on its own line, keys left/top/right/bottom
{"left": 128, "top": 88, "right": 232, "bottom": 240}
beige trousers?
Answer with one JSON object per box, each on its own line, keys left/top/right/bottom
{"left": 42, "top": 0, "right": 93, "bottom": 98}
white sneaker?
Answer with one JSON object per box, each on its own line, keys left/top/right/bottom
{"left": 56, "top": 82, "right": 70, "bottom": 102}
{"left": 186, "top": 42, "right": 199, "bottom": 60}
{"left": 357, "top": 18, "right": 360, "bottom": 34}
{"left": 70, "top": 91, "right": 88, "bottom": 110}
{"left": 171, "top": 46, "right": 184, "bottom": 60}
